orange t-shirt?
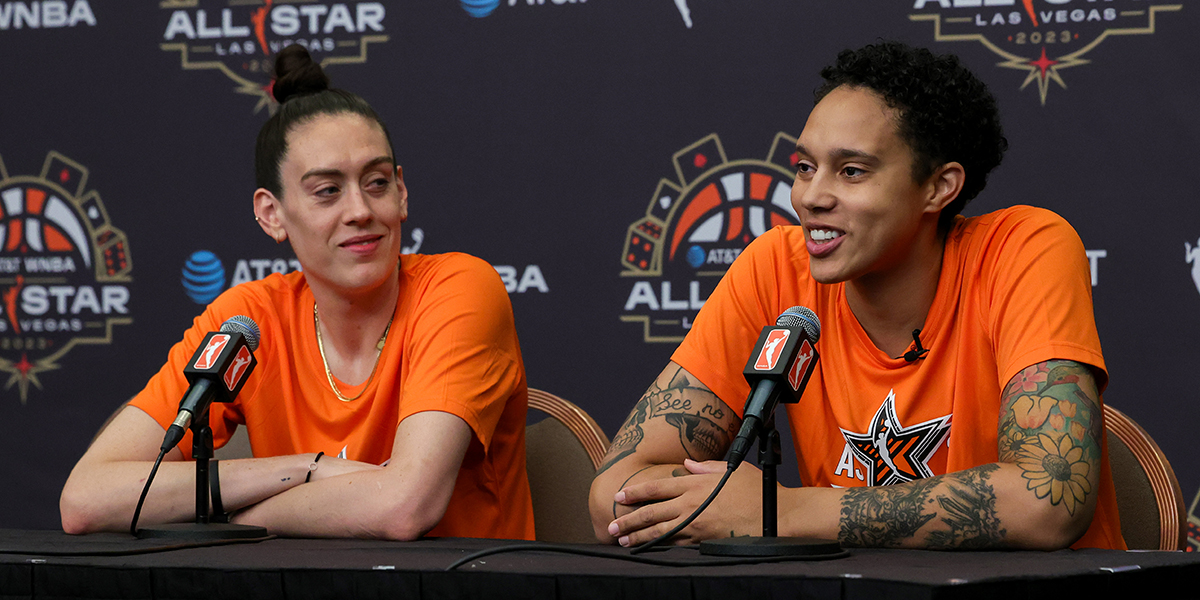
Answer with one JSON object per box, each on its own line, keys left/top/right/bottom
{"left": 673, "top": 206, "right": 1124, "bottom": 549}
{"left": 131, "top": 252, "right": 534, "bottom": 541}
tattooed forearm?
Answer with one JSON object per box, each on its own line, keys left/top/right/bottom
{"left": 999, "top": 360, "right": 1102, "bottom": 516}
{"left": 659, "top": 369, "right": 738, "bottom": 460}
{"left": 595, "top": 395, "right": 651, "bottom": 477}
{"left": 839, "top": 478, "right": 938, "bottom": 547}
{"left": 595, "top": 366, "right": 740, "bottom": 476}
{"left": 840, "top": 465, "right": 1007, "bottom": 549}
{"left": 926, "top": 464, "right": 1006, "bottom": 549}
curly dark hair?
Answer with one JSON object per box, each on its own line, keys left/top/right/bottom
{"left": 815, "top": 41, "right": 1007, "bottom": 229}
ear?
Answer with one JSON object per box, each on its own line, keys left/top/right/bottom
{"left": 923, "top": 161, "right": 966, "bottom": 215}
{"left": 395, "top": 165, "right": 409, "bottom": 223}
{"left": 253, "top": 188, "right": 288, "bottom": 244}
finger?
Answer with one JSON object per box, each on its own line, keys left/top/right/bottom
{"left": 683, "top": 458, "right": 727, "bottom": 475}
{"left": 616, "top": 477, "right": 686, "bottom": 505}
{"left": 609, "top": 501, "right": 681, "bottom": 541}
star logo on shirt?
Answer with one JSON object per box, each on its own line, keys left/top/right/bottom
{"left": 840, "top": 390, "right": 951, "bottom": 486}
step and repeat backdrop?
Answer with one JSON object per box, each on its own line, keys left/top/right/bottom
{"left": 1, "top": 1, "right": 1197, "bottom": 541}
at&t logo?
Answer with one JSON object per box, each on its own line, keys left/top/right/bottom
{"left": 619, "top": 133, "right": 801, "bottom": 343}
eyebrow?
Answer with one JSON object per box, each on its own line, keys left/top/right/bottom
{"left": 794, "top": 143, "right": 880, "bottom": 164}
{"left": 300, "top": 156, "right": 394, "bottom": 182}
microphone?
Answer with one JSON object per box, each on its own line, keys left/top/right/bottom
{"left": 160, "top": 316, "right": 261, "bottom": 453}
{"left": 902, "top": 329, "right": 928, "bottom": 362}
{"left": 725, "top": 307, "right": 821, "bottom": 469}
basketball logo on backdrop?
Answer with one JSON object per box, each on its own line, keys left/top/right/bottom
{"left": 620, "top": 133, "right": 802, "bottom": 343}
{"left": 910, "top": 1, "right": 1182, "bottom": 105}
{"left": 0, "top": 152, "right": 133, "bottom": 404}
{"left": 159, "top": 0, "right": 389, "bottom": 113}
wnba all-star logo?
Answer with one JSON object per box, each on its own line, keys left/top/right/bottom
{"left": 619, "top": 133, "right": 801, "bottom": 343}
{"left": 0, "top": 153, "right": 132, "bottom": 403}
{"left": 909, "top": 0, "right": 1182, "bottom": 104}
{"left": 159, "top": 0, "right": 389, "bottom": 112}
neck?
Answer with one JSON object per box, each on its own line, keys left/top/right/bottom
{"left": 845, "top": 226, "right": 946, "bottom": 358}
{"left": 311, "top": 273, "right": 400, "bottom": 383}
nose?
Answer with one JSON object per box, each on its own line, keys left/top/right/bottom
{"left": 343, "top": 185, "right": 374, "bottom": 225}
{"left": 790, "top": 171, "right": 835, "bottom": 216}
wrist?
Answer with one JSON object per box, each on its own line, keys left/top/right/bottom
{"left": 305, "top": 451, "right": 325, "bottom": 483}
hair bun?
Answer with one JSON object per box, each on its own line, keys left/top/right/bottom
{"left": 271, "top": 44, "right": 330, "bottom": 104}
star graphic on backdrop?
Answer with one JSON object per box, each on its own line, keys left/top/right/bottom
{"left": 840, "top": 390, "right": 952, "bottom": 486}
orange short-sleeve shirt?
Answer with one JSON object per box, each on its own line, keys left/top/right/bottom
{"left": 672, "top": 206, "right": 1124, "bottom": 549}
{"left": 131, "top": 252, "right": 534, "bottom": 541}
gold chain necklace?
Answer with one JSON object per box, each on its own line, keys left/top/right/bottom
{"left": 313, "top": 304, "right": 393, "bottom": 402}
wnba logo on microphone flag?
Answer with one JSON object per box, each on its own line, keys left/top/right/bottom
{"left": 193, "top": 334, "right": 230, "bottom": 370}
{"left": 619, "top": 133, "right": 802, "bottom": 343}
{"left": 224, "top": 345, "right": 253, "bottom": 391}
{"left": 753, "top": 329, "right": 790, "bottom": 371}
{"left": 788, "top": 339, "right": 816, "bottom": 393}
{"left": 0, "top": 152, "right": 133, "bottom": 404}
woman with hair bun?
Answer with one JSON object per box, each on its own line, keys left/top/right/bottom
{"left": 60, "top": 45, "right": 535, "bottom": 541}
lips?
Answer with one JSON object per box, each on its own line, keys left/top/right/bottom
{"left": 805, "top": 226, "right": 844, "bottom": 258}
{"left": 340, "top": 233, "right": 384, "bottom": 254}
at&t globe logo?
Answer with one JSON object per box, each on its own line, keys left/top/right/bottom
{"left": 182, "top": 250, "right": 226, "bottom": 304}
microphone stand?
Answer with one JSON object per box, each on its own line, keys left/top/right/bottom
{"left": 700, "top": 415, "right": 842, "bottom": 557}
{"left": 136, "top": 408, "right": 268, "bottom": 540}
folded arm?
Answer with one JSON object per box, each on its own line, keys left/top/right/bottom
{"left": 60, "top": 406, "right": 471, "bottom": 541}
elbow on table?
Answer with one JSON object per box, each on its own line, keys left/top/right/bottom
{"left": 59, "top": 485, "right": 108, "bottom": 535}
{"left": 373, "top": 496, "right": 448, "bottom": 542}
{"left": 587, "top": 473, "right": 623, "bottom": 544}
{"left": 1008, "top": 495, "right": 1096, "bottom": 550}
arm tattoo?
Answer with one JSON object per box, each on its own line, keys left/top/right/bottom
{"left": 839, "top": 465, "right": 1007, "bottom": 548}
{"left": 594, "top": 366, "right": 740, "bottom": 477}
{"left": 999, "top": 360, "right": 1102, "bottom": 516}
{"left": 595, "top": 395, "right": 650, "bottom": 477}
{"left": 839, "top": 478, "right": 938, "bottom": 547}
{"left": 926, "top": 464, "right": 1006, "bottom": 549}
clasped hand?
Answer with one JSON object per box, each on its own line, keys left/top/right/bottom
{"left": 606, "top": 459, "right": 763, "bottom": 547}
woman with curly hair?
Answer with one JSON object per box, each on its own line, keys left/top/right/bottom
{"left": 592, "top": 41, "right": 1124, "bottom": 551}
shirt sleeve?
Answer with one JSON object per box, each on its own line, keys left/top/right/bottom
{"left": 395, "top": 254, "right": 525, "bottom": 450}
{"left": 976, "top": 207, "right": 1108, "bottom": 391}
{"left": 671, "top": 228, "right": 788, "bottom": 416}
{"left": 127, "top": 286, "right": 260, "bottom": 459}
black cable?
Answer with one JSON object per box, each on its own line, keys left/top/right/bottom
{"left": 445, "top": 542, "right": 848, "bottom": 571}
{"left": 629, "top": 464, "right": 735, "bottom": 555}
{"left": 129, "top": 448, "right": 168, "bottom": 536}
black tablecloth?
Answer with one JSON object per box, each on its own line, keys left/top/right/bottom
{"left": 1, "top": 529, "right": 1196, "bottom": 599}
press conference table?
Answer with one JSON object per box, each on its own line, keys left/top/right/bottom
{"left": 1, "top": 530, "right": 1196, "bottom": 599}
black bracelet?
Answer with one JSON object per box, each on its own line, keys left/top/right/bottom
{"left": 210, "top": 459, "right": 230, "bottom": 523}
{"left": 305, "top": 451, "right": 325, "bottom": 483}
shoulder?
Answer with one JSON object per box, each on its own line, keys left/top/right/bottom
{"left": 399, "top": 252, "right": 512, "bottom": 317}
{"left": 204, "top": 272, "right": 307, "bottom": 318}
{"left": 955, "top": 206, "right": 1081, "bottom": 247}
{"left": 401, "top": 252, "right": 501, "bottom": 285}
